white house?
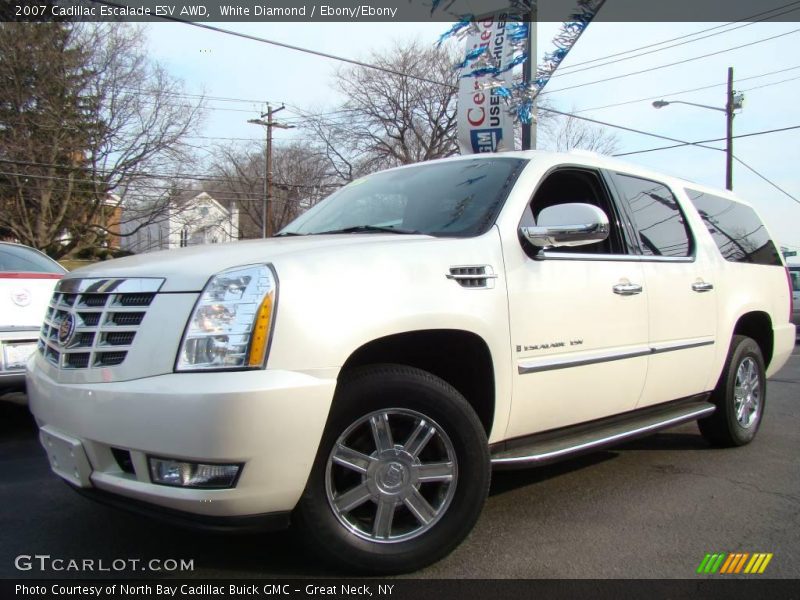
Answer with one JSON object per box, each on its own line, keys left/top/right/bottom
{"left": 121, "top": 191, "right": 239, "bottom": 254}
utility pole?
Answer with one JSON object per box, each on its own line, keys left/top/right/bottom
{"left": 248, "top": 105, "right": 295, "bottom": 237}
{"left": 652, "top": 66, "right": 743, "bottom": 191}
{"left": 725, "top": 66, "right": 734, "bottom": 191}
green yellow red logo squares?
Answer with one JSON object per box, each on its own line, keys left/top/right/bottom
{"left": 697, "top": 552, "right": 773, "bottom": 574}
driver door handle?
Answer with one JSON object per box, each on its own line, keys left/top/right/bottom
{"left": 613, "top": 283, "right": 643, "bottom": 296}
{"left": 692, "top": 281, "right": 714, "bottom": 293}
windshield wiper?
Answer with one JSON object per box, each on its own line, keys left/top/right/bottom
{"left": 274, "top": 231, "right": 304, "bottom": 237}
{"left": 314, "top": 225, "right": 423, "bottom": 235}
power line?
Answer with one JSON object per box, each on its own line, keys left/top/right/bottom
{"left": 733, "top": 157, "right": 800, "bottom": 204}
{"left": 131, "top": 97, "right": 271, "bottom": 115}
{"left": 538, "top": 108, "right": 799, "bottom": 204}
{"left": 0, "top": 181, "right": 317, "bottom": 205}
{"left": 552, "top": 3, "right": 800, "bottom": 79}
{"left": 214, "top": 102, "right": 799, "bottom": 208}
{"left": 289, "top": 64, "right": 800, "bottom": 126}
{"left": 741, "top": 74, "right": 800, "bottom": 92}
{"left": 86, "top": 0, "right": 800, "bottom": 142}
{"left": 89, "top": 0, "right": 451, "bottom": 88}
{"left": 116, "top": 88, "right": 338, "bottom": 126}
{"left": 186, "top": 134, "right": 316, "bottom": 143}
{"left": 4, "top": 135, "right": 796, "bottom": 207}
{"left": 532, "top": 107, "right": 698, "bottom": 146}
{"left": 119, "top": 86, "right": 283, "bottom": 106}
{"left": 0, "top": 182, "right": 264, "bottom": 204}
{"left": 108, "top": 13, "right": 799, "bottom": 116}
{"left": 117, "top": 86, "right": 365, "bottom": 123}
{"left": 573, "top": 64, "right": 800, "bottom": 113}
{"left": 163, "top": 18, "right": 798, "bottom": 123}
{"left": 613, "top": 125, "right": 800, "bottom": 156}
{"left": 543, "top": 27, "right": 800, "bottom": 96}
{"left": 145, "top": 3, "right": 799, "bottom": 97}
{"left": 556, "top": 0, "right": 800, "bottom": 72}
{"left": 7, "top": 11, "right": 794, "bottom": 206}
{"left": 0, "top": 161, "right": 341, "bottom": 190}
{"left": 88, "top": 0, "right": 800, "bottom": 144}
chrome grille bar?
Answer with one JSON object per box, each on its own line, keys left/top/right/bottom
{"left": 38, "top": 278, "right": 164, "bottom": 370}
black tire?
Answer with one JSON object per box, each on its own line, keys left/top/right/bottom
{"left": 294, "top": 364, "right": 490, "bottom": 574}
{"left": 698, "top": 335, "right": 767, "bottom": 447}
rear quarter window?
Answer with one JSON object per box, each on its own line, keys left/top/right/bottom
{"left": 685, "top": 190, "right": 782, "bottom": 266}
{"left": 611, "top": 173, "right": 692, "bottom": 257}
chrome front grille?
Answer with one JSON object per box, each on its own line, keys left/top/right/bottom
{"left": 37, "top": 277, "right": 164, "bottom": 370}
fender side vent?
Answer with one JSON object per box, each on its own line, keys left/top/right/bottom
{"left": 446, "top": 265, "right": 497, "bottom": 289}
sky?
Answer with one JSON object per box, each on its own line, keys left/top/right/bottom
{"left": 142, "top": 15, "right": 800, "bottom": 260}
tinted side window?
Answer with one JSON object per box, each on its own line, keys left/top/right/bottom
{"left": 613, "top": 174, "right": 692, "bottom": 257}
{"left": 685, "top": 190, "right": 782, "bottom": 266}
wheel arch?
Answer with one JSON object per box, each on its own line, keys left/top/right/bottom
{"left": 337, "top": 329, "right": 496, "bottom": 437}
{"left": 731, "top": 311, "right": 773, "bottom": 368}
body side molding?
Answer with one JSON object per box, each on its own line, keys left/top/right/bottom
{"left": 517, "top": 338, "right": 714, "bottom": 375}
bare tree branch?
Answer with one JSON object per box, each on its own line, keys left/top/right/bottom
{"left": 538, "top": 103, "right": 620, "bottom": 155}
{"left": 0, "top": 22, "right": 205, "bottom": 258}
{"left": 300, "top": 40, "right": 461, "bottom": 181}
{"left": 205, "top": 141, "right": 335, "bottom": 238}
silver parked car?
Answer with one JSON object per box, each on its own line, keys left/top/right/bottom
{"left": 790, "top": 265, "right": 800, "bottom": 337}
{"left": 0, "top": 242, "right": 66, "bottom": 396}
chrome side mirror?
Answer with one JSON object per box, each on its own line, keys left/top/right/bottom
{"left": 520, "top": 203, "right": 610, "bottom": 248}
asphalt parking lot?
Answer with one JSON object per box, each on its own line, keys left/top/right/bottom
{"left": 1, "top": 345, "right": 798, "bottom": 580}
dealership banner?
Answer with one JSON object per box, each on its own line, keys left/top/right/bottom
{"left": 456, "top": 16, "right": 515, "bottom": 154}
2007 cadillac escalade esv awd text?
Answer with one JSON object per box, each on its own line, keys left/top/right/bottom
{"left": 27, "top": 151, "right": 795, "bottom": 573}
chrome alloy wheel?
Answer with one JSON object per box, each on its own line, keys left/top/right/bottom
{"left": 734, "top": 357, "right": 761, "bottom": 429}
{"left": 324, "top": 408, "right": 458, "bottom": 543}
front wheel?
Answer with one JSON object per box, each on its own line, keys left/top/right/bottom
{"left": 699, "top": 335, "right": 767, "bottom": 447}
{"left": 295, "top": 364, "right": 490, "bottom": 574}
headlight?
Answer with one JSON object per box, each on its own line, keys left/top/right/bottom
{"left": 176, "top": 264, "right": 277, "bottom": 371}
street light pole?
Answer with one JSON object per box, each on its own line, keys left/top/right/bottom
{"left": 652, "top": 67, "right": 742, "bottom": 191}
{"left": 247, "top": 105, "right": 295, "bottom": 237}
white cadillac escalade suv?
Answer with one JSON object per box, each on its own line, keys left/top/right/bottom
{"left": 27, "top": 151, "right": 795, "bottom": 573}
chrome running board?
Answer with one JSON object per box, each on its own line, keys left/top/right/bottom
{"left": 490, "top": 396, "right": 715, "bottom": 470}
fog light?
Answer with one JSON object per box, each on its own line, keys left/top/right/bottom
{"left": 148, "top": 457, "right": 242, "bottom": 489}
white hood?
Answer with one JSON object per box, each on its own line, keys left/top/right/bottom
{"left": 64, "top": 235, "right": 442, "bottom": 292}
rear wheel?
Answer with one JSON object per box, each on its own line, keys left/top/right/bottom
{"left": 699, "top": 335, "right": 766, "bottom": 447}
{"left": 295, "top": 364, "right": 490, "bottom": 574}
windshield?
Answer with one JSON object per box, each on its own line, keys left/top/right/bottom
{"left": 280, "top": 158, "right": 527, "bottom": 237}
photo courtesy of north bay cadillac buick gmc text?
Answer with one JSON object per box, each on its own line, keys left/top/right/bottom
{"left": 27, "top": 151, "right": 795, "bottom": 573}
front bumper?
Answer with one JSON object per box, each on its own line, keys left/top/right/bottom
{"left": 27, "top": 358, "right": 337, "bottom": 518}
{"left": 72, "top": 486, "right": 291, "bottom": 533}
